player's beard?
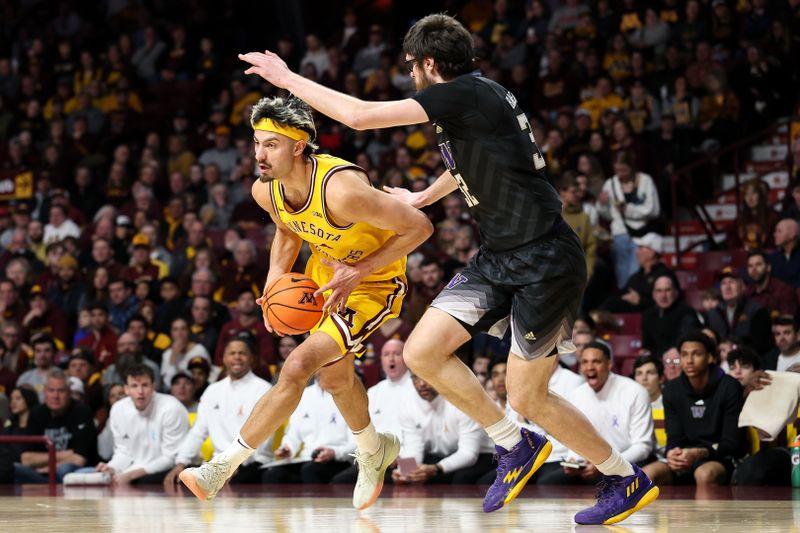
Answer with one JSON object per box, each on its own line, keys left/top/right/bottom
{"left": 415, "top": 70, "right": 436, "bottom": 91}
{"left": 257, "top": 164, "right": 274, "bottom": 183}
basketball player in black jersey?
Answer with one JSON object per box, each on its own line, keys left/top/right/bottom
{"left": 239, "top": 14, "right": 658, "bottom": 525}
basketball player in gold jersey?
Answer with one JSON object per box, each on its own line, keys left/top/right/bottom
{"left": 180, "top": 96, "right": 432, "bottom": 508}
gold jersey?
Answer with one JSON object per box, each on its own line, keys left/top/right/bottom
{"left": 270, "top": 154, "right": 406, "bottom": 283}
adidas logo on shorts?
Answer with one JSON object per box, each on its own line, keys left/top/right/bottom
{"left": 524, "top": 332, "right": 537, "bottom": 341}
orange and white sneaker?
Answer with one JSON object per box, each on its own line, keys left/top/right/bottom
{"left": 179, "top": 457, "right": 233, "bottom": 501}
{"left": 351, "top": 432, "right": 400, "bottom": 510}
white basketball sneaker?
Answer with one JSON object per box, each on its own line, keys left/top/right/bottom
{"left": 352, "top": 432, "right": 400, "bottom": 510}
{"left": 179, "top": 457, "right": 233, "bottom": 501}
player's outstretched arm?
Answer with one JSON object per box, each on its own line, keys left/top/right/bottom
{"left": 383, "top": 170, "right": 459, "bottom": 209}
{"left": 238, "top": 51, "right": 429, "bottom": 130}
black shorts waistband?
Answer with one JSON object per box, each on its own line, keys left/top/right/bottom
{"left": 484, "top": 215, "right": 569, "bottom": 255}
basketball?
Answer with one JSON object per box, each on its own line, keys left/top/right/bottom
{"left": 264, "top": 273, "right": 324, "bottom": 335}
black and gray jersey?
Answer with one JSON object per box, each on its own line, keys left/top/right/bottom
{"left": 413, "top": 74, "right": 561, "bottom": 251}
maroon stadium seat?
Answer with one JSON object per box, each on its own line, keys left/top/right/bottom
{"left": 604, "top": 335, "right": 643, "bottom": 359}
{"left": 683, "top": 289, "right": 706, "bottom": 312}
{"left": 675, "top": 270, "right": 715, "bottom": 291}
{"left": 619, "top": 357, "right": 637, "bottom": 378}
{"left": 614, "top": 313, "right": 642, "bottom": 335}
{"left": 696, "top": 250, "right": 748, "bottom": 271}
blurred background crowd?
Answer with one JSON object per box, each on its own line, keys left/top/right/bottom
{"left": 1, "top": 0, "right": 800, "bottom": 488}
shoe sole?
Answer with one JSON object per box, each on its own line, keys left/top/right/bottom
{"left": 603, "top": 485, "right": 660, "bottom": 525}
{"left": 354, "top": 436, "right": 400, "bottom": 511}
{"left": 502, "top": 439, "right": 552, "bottom": 507}
{"left": 179, "top": 470, "right": 209, "bottom": 502}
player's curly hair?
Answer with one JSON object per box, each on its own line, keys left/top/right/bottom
{"left": 402, "top": 13, "right": 475, "bottom": 80}
{"left": 250, "top": 95, "right": 319, "bottom": 155}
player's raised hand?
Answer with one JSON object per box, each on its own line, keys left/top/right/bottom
{"left": 238, "top": 50, "right": 292, "bottom": 88}
{"left": 382, "top": 186, "right": 427, "bottom": 209}
{"left": 315, "top": 258, "right": 364, "bottom": 315}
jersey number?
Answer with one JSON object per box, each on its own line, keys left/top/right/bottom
{"left": 439, "top": 140, "right": 479, "bottom": 207}
{"left": 516, "top": 113, "right": 546, "bottom": 170}
{"left": 453, "top": 172, "right": 479, "bottom": 207}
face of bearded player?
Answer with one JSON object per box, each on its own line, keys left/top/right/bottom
{"left": 406, "top": 54, "right": 437, "bottom": 92}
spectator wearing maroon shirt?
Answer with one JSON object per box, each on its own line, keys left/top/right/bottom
{"left": 745, "top": 250, "right": 798, "bottom": 318}
{"left": 121, "top": 233, "right": 160, "bottom": 283}
{"left": 404, "top": 257, "right": 445, "bottom": 325}
{"left": 214, "top": 289, "right": 275, "bottom": 375}
{"left": 77, "top": 302, "right": 118, "bottom": 369}
{"left": 21, "top": 284, "right": 70, "bottom": 351}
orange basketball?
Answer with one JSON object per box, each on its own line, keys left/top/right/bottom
{"left": 265, "top": 273, "right": 324, "bottom": 335}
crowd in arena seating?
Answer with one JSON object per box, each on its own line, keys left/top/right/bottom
{"left": 1, "top": 0, "right": 800, "bottom": 488}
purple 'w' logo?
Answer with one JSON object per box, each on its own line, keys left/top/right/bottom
{"left": 438, "top": 141, "right": 456, "bottom": 171}
{"left": 446, "top": 273, "right": 468, "bottom": 289}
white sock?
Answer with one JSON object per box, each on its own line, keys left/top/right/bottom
{"left": 595, "top": 449, "right": 635, "bottom": 477}
{"left": 216, "top": 433, "right": 255, "bottom": 469}
{"left": 485, "top": 415, "right": 522, "bottom": 451}
{"left": 352, "top": 422, "right": 381, "bottom": 455}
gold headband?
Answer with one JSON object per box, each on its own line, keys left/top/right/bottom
{"left": 252, "top": 118, "right": 310, "bottom": 142}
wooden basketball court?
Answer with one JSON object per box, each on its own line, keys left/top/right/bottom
{"left": 1, "top": 485, "right": 796, "bottom": 532}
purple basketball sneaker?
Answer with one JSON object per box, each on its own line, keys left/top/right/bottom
{"left": 574, "top": 465, "right": 659, "bottom": 525}
{"left": 483, "top": 428, "right": 552, "bottom": 513}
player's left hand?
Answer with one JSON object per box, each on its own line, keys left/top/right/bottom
{"left": 238, "top": 51, "right": 292, "bottom": 88}
{"left": 315, "top": 259, "right": 365, "bottom": 315}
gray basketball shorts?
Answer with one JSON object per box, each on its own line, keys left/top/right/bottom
{"left": 431, "top": 224, "right": 587, "bottom": 360}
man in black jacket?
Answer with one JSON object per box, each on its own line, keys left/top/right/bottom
{"left": 706, "top": 267, "right": 773, "bottom": 355}
{"left": 601, "top": 234, "right": 678, "bottom": 313}
{"left": 642, "top": 331, "right": 745, "bottom": 486}
{"left": 642, "top": 275, "right": 701, "bottom": 357}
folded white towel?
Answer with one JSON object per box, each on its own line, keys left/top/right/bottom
{"left": 738, "top": 371, "right": 800, "bottom": 441}
{"left": 62, "top": 472, "right": 112, "bottom": 486}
